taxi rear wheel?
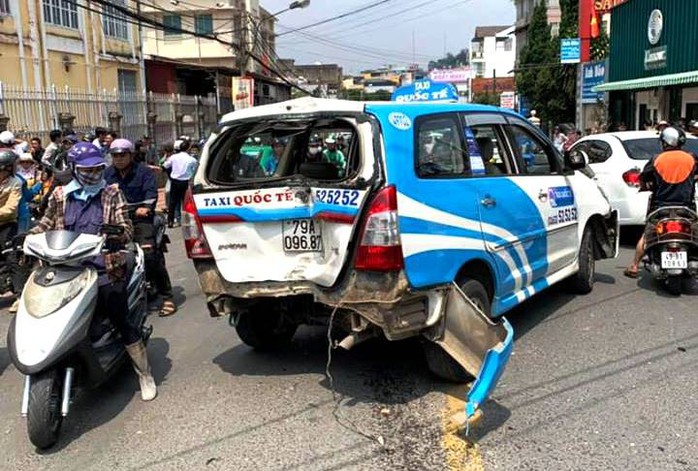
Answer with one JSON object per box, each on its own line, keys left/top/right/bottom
{"left": 235, "top": 301, "right": 298, "bottom": 351}
{"left": 567, "top": 227, "right": 595, "bottom": 294}
{"left": 423, "top": 279, "right": 489, "bottom": 383}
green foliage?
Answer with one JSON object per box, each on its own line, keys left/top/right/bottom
{"left": 515, "top": 0, "right": 578, "bottom": 125}
{"left": 428, "top": 49, "right": 469, "bottom": 70}
{"left": 591, "top": 27, "right": 610, "bottom": 60}
{"left": 472, "top": 92, "right": 500, "bottom": 106}
{"left": 340, "top": 88, "right": 392, "bottom": 101}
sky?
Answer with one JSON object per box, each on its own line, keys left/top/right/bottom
{"left": 263, "top": 0, "right": 515, "bottom": 74}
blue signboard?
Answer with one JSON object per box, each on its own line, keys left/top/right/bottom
{"left": 560, "top": 38, "right": 581, "bottom": 64}
{"left": 391, "top": 79, "right": 459, "bottom": 103}
{"left": 518, "top": 95, "right": 530, "bottom": 118}
{"left": 582, "top": 60, "right": 607, "bottom": 104}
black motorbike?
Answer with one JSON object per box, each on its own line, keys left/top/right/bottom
{"left": 643, "top": 205, "right": 698, "bottom": 294}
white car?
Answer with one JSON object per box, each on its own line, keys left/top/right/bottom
{"left": 571, "top": 131, "right": 698, "bottom": 226}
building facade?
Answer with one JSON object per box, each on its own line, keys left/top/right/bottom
{"left": 596, "top": 0, "right": 698, "bottom": 129}
{"left": 470, "top": 25, "right": 516, "bottom": 79}
{"left": 0, "top": 0, "right": 143, "bottom": 93}
{"left": 513, "top": 0, "right": 561, "bottom": 62}
{"left": 141, "top": 0, "right": 289, "bottom": 108}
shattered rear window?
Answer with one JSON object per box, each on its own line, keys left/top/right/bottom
{"left": 206, "top": 117, "right": 359, "bottom": 185}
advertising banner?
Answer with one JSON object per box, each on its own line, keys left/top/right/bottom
{"left": 232, "top": 77, "right": 255, "bottom": 110}
{"left": 581, "top": 60, "right": 607, "bottom": 103}
{"left": 561, "top": 38, "right": 581, "bottom": 64}
{"left": 429, "top": 67, "right": 471, "bottom": 84}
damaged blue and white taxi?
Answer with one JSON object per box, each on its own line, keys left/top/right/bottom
{"left": 182, "top": 96, "right": 618, "bottom": 421}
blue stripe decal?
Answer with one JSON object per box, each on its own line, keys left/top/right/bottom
{"left": 399, "top": 216, "right": 530, "bottom": 288}
{"left": 494, "top": 274, "right": 552, "bottom": 316}
{"left": 198, "top": 203, "right": 359, "bottom": 222}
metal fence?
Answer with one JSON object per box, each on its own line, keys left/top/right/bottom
{"left": 0, "top": 83, "right": 218, "bottom": 145}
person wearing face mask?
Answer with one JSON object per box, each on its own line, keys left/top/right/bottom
{"left": 27, "top": 142, "right": 158, "bottom": 401}
{"left": 15, "top": 153, "right": 42, "bottom": 233}
{"left": 306, "top": 136, "right": 323, "bottom": 162}
{"left": 105, "top": 139, "right": 176, "bottom": 317}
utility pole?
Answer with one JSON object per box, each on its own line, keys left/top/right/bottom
{"left": 243, "top": 0, "right": 255, "bottom": 76}
{"left": 136, "top": 0, "right": 148, "bottom": 127}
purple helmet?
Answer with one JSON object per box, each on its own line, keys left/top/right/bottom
{"left": 67, "top": 142, "right": 106, "bottom": 168}
{"left": 109, "top": 138, "right": 134, "bottom": 155}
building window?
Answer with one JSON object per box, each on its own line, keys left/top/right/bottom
{"left": 0, "top": 0, "right": 10, "bottom": 16}
{"left": 163, "top": 14, "right": 182, "bottom": 37}
{"left": 195, "top": 14, "right": 213, "bottom": 35}
{"left": 103, "top": 0, "right": 129, "bottom": 40}
{"left": 504, "top": 38, "right": 513, "bottom": 51}
{"left": 43, "top": 0, "right": 79, "bottom": 29}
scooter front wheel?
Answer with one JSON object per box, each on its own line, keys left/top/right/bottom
{"left": 27, "top": 369, "right": 63, "bottom": 449}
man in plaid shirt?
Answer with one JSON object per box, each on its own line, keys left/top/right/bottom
{"left": 30, "top": 142, "right": 158, "bottom": 402}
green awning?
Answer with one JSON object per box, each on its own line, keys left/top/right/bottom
{"left": 593, "top": 70, "right": 698, "bottom": 92}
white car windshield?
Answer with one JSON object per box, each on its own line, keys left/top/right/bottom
{"left": 623, "top": 138, "right": 698, "bottom": 160}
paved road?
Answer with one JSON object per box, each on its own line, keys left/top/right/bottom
{"left": 0, "top": 231, "right": 696, "bottom": 470}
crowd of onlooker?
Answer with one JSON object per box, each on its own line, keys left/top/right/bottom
{"left": 547, "top": 116, "right": 698, "bottom": 155}
{"left": 0, "top": 126, "right": 202, "bottom": 313}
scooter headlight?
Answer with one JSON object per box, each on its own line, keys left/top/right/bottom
{"left": 23, "top": 270, "right": 91, "bottom": 318}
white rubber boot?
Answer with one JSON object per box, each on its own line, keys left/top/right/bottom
{"left": 125, "top": 341, "right": 157, "bottom": 401}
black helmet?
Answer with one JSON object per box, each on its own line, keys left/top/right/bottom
{"left": 0, "top": 149, "right": 16, "bottom": 170}
{"left": 659, "top": 126, "right": 687, "bottom": 148}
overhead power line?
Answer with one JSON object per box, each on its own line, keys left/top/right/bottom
{"left": 277, "top": 0, "right": 397, "bottom": 36}
{"left": 83, "top": 0, "right": 309, "bottom": 95}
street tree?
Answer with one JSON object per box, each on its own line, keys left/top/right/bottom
{"left": 428, "top": 49, "right": 469, "bottom": 70}
{"left": 516, "top": 0, "right": 578, "bottom": 127}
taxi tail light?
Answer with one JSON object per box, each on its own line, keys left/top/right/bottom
{"left": 182, "top": 188, "right": 213, "bottom": 259}
{"left": 355, "top": 185, "right": 404, "bottom": 272}
{"left": 656, "top": 220, "right": 692, "bottom": 235}
{"left": 622, "top": 169, "right": 641, "bottom": 187}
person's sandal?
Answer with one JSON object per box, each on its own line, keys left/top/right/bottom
{"left": 623, "top": 268, "right": 639, "bottom": 279}
{"left": 159, "top": 300, "right": 177, "bottom": 317}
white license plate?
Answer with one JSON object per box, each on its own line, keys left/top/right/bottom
{"left": 661, "top": 251, "right": 687, "bottom": 269}
{"left": 282, "top": 219, "right": 323, "bottom": 252}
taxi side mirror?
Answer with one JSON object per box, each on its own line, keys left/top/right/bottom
{"left": 565, "top": 149, "right": 588, "bottom": 170}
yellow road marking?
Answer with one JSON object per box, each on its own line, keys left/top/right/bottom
{"left": 441, "top": 385, "right": 484, "bottom": 471}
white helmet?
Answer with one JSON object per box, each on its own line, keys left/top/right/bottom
{"left": 0, "top": 130, "right": 15, "bottom": 146}
{"left": 659, "top": 126, "right": 686, "bottom": 148}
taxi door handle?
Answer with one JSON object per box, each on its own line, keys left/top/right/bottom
{"left": 481, "top": 197, "right": 496, "bottom": 208}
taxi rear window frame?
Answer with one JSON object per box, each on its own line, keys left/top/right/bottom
{"left": 204, "top": 114, "right": 363, "bottom": 188}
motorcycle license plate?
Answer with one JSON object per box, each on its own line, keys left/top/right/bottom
{"left": 282, "top": 219, "right": 323, "bottom": 252}
{"left": 661, "top": 251, "right": 687, "bottom": 269}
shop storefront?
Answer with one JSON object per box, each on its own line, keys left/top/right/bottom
{"left": 594, "top": 0, "right": 698, "bottom": 129}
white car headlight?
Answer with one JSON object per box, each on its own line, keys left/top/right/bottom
{"left": 23, "top": 270, "right": 91, "bottom": 318}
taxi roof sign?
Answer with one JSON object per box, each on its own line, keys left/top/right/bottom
{"left": 391, "top": 79, "right": 459, "bottom": 103}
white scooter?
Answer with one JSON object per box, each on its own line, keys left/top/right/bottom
{"left": 6, "top": 227, "right": 150, "bottom": 449}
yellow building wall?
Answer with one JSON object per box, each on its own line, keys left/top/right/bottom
{"left": 47, "top": 51, "right": 90, "bottom": 90}
{"left": 0, "top": 0, "right": 144, "bottom": 93}
{"left": 0, "top": 42, "right": 22, "bottom": 85}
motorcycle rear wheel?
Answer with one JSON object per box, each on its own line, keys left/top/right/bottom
{"left": 665, "top": 276, "right": 682, "bottom": 296}
{"left": 27, "top": 369, "right": 63, "bottom": 450}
